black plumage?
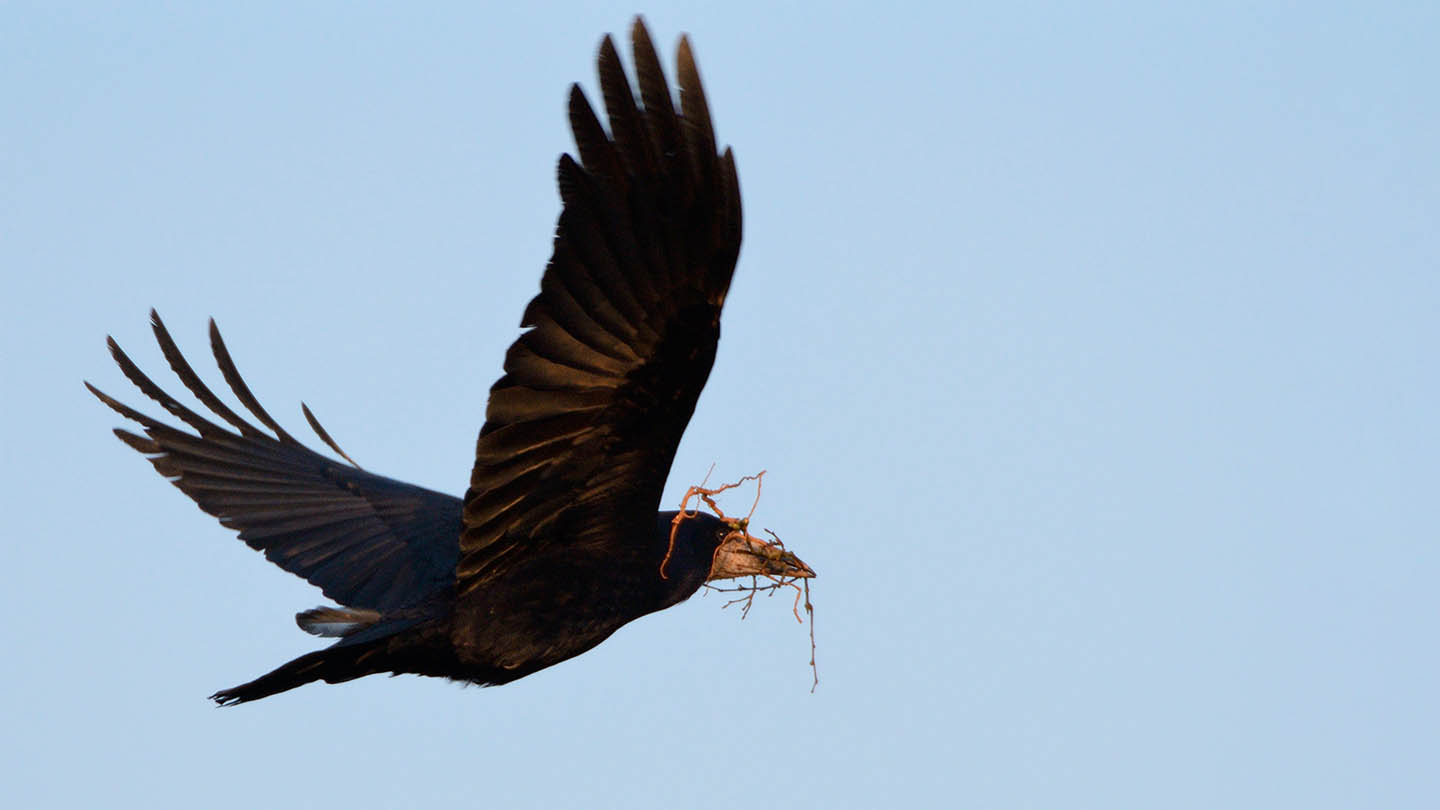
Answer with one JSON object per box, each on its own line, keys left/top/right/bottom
{"left": 88, "top": 19, "right": 813, "bottom": 705}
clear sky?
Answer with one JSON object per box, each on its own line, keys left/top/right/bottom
{"left": 4, "top": 2, "right": 1437, "bottom": 808}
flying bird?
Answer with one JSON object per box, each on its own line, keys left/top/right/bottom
{"left": 88, "top": 18, "right": 814, "bottom": 705}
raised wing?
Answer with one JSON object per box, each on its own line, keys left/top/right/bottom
{"left": 90, "top": 311, "right": 460, "bottom": 611}
{"left": 458, "top": 20, "right": 742, "bottom": 596}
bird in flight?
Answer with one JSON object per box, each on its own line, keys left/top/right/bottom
{"left": 88, "top": 18, "right": 814, "bottom": 705}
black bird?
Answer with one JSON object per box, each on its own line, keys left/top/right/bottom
{"left": 88, "top": 18, "right": 814, "bottom": 705}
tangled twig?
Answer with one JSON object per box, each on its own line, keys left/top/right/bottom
{"left": 667, "top": 471, "right": 819, "bottom": 691}
{"left": 661, "top": 470, "right": 766, "bottom": 579}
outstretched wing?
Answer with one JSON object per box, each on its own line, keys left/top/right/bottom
{"left": 458, "top": 20, "right": 742, "bottom": 597}
{"left": 90, "top": 311, "right": 460, "bottom": 611}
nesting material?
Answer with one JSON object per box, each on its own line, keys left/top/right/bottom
{"left": 666, "top": 471, "right": 819, "bottom": 691}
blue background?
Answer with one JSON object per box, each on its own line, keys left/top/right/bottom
{"left": 5, "top": 2, "right": 1437, "bottom": 807}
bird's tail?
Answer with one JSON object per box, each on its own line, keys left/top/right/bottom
{"left": 211, "top": 644, "right": 374, "bottom": 706}
{"left": 211, "top": 618, "right": 453, "bottom": 706}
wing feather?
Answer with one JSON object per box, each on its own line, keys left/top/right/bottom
{"left": 91, "top": 313, "right": 459, "bottom": 611}
{"left": 459, "top": 19, "right": 742, "bottom": 598}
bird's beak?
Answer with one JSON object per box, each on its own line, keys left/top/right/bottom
{"left": 707, "top": 531, "right": 816, "bottom": 582}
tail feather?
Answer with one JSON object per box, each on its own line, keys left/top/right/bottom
{"left": 210, "top": 619, "right": 458, "bottom": 706}
{"left": 211, "top": 644, "right": 373, "bottom": 706}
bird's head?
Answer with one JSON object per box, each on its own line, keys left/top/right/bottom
{"left": 656, "top": 510, "right": 815, "bottom": 584}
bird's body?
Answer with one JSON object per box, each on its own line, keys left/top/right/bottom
{"left": 89, "top": 19, "right": 812, "bottom": 705}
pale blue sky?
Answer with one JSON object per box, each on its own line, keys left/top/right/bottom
{"left": 4, "top": 2, "right": 1437, "bottom": 808}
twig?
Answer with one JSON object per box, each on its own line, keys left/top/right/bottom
{"left": 661, "top": 470, "right": 766, "bottom": 578}
{"left": 667, "top": 470, "right": 819, "bottom": 691}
